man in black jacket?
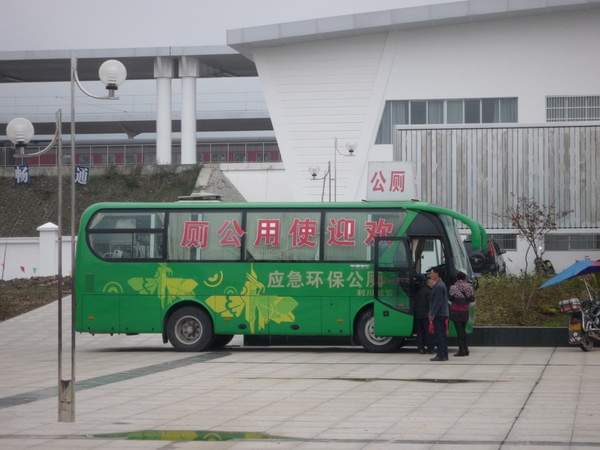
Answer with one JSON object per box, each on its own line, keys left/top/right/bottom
{"left": 428, "top": 266, "right": 449, "bottom": 361}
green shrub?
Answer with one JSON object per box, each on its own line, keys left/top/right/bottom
{"left": 474, "top": 273, "right": 597, "bottom": 326}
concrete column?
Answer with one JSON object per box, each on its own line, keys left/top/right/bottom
{"left": 179, "top": 56, "right": 200, "bottom": 165}
{"left": 154, "top": 57, "right": 174, "bottom": 165}
{"left": 37, "top": 222, "right": 58, "bottom": 276}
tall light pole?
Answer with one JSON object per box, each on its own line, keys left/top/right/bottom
{"left": 65, "top": 55, "right": 126, "bottom": 422}
{"left": 309, "top": 161, "right": 332, "bottom": 202}
{"left": 6, "top": 111, "right": 64, "bottom": 420}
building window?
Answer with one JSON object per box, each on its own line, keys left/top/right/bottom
{"left": 410, "top": 101, "right": 427, "bottom": 125}
{"left": 488, "top": 234, "right": 517, "bottom": 251}
{"left": 545, "top": 234, "right": 600, "bottom": 251}
{"left": 211, "top": 152, "right": 226, "bottom": 162}
{"left": 546, "top": 96, "right": 600, "bottom": 122}
{"left": 101, "top": 154, "right": 116, "bottom": 166}
{"left": 256, "top": 152, "right": 271, "bottom": 162}
{"left": 376, "top": 98, "right": 518, "bottom": 144}
{"left": 464, "top": 99, "right": 480, "bottom": 124}
{"left": 124, "top": 154, "right": 138, "bottom": 164}
{"left": 233, "top": 152, "right": 247, "bottom": 162}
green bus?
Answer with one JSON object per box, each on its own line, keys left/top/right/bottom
{"left": 75, "top": 201, "right": 486, "bottom": 352}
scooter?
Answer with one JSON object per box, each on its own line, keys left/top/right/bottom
{"left": 559, "top": 296, "right": 600, "bottom": 351}
{"left": 540, "top": 259, "right": 600, "bottom": 351}
{"left": 534, "top": 248, "right": 555, "bottom": 274}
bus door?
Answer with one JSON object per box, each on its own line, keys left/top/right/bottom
{"left": 373, "top": 236, "right": 414, "bottom": 337}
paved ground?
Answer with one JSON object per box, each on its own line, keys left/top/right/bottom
{"left": 1, "top": 299, "right": 599, "bottom": 449}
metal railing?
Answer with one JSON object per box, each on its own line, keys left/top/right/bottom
{"left": 0, "top": 141, "right": 281, "bottom": 167}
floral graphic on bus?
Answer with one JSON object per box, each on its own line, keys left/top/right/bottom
{"left": 206, "top": 264, "right": 298, "bottom": 333}
{"left": 128, "top": 263, "right": 198, "bottom": 309}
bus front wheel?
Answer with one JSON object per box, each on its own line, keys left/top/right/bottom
{"left": 167, "top": 306, "right": 214, "bottom": 352}
{"left": 355, "top": 309, "right": 404, "bottom": 353}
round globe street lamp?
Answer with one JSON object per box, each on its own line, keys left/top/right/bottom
{"left": 6, "top": 117, "right": 35, "bottom": 155}
{"left": 98, "top": 59, "right": 128, "bottom": 97}
{"left": 6, "top": 111, "right": 66, "bottom": 421}
{"left": 66, "top": 55, "right": 126, "bottom": 423}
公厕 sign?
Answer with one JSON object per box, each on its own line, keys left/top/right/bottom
{"left": 366, "top": 162, "right": 418, "bottom": 201}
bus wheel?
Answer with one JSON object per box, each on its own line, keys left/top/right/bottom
{"left": 167, "top": 306, "right": 213, "bottom": 352}
{"left": 356, "top": 309, "right": 403, "bottom": 353}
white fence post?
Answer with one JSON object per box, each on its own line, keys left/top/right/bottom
{"left": 37, "top": 222, "right": 58, "bottom": 277}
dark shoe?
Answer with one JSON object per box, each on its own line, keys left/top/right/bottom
{"left": 454, "top": 352, "right": 466, "bottom": 357}
{"left": 430, "top": 356, "right": 448, "bottom": 361}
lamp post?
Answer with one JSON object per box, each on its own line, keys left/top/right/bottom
{"left": 6, "top": 111, "right": 64, "bottom": 420}
{"left": 333, "top": 137, "right": 355, "bottom": 202}
{"left": 309, "top": 138, "right": 355, "bottom": 202}
{"left": 63, "top": 55, "right": 126, "bottom": 422}
{"left": 309, "top": 161, "right": 331, "bottom": 202}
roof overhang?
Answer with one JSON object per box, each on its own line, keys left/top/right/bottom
{"left": 0, "top": 46, "right": 258, "bottom": 83}
{"left": 228, "top": 0, "right": 600, "bottom": 59}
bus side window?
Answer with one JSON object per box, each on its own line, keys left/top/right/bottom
{"left": 88, "top": 211, "right": 165, "bottom": 261}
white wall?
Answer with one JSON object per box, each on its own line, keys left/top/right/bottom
{"left": 254, "top": 33, "right": 391, "bottom": 202}
{"left": 0, "top": 225, "right": 73, "bottom": 280}
{"left": 219, "top": 162, "right": 292, "bottom": 202}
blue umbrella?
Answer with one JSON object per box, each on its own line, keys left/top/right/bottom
{"left": 539, "top": 260, "right": 600, "bottom": 289}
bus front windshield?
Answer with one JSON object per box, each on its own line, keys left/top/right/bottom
{"left": 441, "top": 215, "right": 473, "bottom": 279}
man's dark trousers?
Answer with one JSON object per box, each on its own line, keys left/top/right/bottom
{"left": 433, "top": 316, "right": 448, "bottom": 359}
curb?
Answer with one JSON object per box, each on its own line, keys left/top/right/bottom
{"left": 244, "top": 327, "right": 590, "bottom": 348}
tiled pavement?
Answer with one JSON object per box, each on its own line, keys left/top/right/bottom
{"left": 1, "top": 299, "right": 599, "bottom": 449}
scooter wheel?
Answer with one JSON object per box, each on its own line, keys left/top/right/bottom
{"left": 579, "top": 334, "right": 594, "bottom": 352}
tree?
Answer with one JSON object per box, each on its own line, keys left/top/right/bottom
{"left": 500, "top": 195, "right": 571, "bottom": 322}
{"left": 502, "top": 195, "right": 571, "bottom": 273}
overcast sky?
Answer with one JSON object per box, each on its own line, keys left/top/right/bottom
{"left": 2, "top": 0, "right": 446, "bottom": 52}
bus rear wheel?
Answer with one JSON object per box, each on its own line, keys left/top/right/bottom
{"left": 356, "top": 308, "right": 404, "bottom": 353}
{"left": 167, "top": 306, "right": 214, "bottom": 352}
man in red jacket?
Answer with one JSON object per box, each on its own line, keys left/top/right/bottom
{"left": 449, "top": 271, "right": 475, "bottom": 356}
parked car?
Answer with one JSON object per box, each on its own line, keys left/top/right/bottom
{"left": 464, "top": 238, "right": 507, "bottom": 274}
